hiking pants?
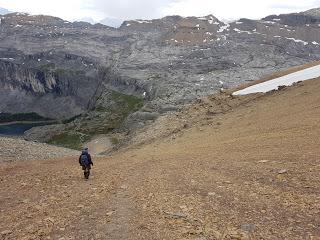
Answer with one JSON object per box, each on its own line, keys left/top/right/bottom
{"left": 82, "top": 165, "right": 91, "bottom": 179}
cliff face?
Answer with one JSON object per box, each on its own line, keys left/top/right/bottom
{"left": 0, "top": 10, "right": 319, "bottom": 120}
{"left": 0, "top": 51, "right": 103, "bottom": 118}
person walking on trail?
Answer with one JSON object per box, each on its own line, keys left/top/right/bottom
{"left": 79, "top": 147, "right": 93, "bottom": 180}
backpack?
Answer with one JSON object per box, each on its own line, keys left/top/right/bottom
{"left": 80, "top": 154, "right": 90, "bottom": 166}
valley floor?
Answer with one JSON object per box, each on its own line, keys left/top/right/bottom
{"left": 1, "top": 78, "right": 320, "bottom": 239}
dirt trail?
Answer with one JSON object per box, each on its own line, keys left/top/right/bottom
{"left": 1, "top": 78, "right": 320, "bottom": 239}
{"left": 86, "top": 135, "right": 113, "bottom": 155}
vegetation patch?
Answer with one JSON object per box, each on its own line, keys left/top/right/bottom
{"left": 46, "top": 91, "right": 144, "bottom": 146}
{"left": 110, "top": 91, "right": 144, "bottom": 116}
{"left": 39, "top": 63, "right": 56, "bottom": 72}
{"left": 61, "top": 114, "right": 82, "bottom": 124}
{"left": 110, "top": 137, "right": 119, "bottom": 145}
{"left": 47, "top": 132, "right": 90, "bottom": 150}
{"left": 0, "top": 112, "right": 52, "bottom": 123}
{"left": 84, "top": 90, "right": 144, "bottom": 135}
{"left": 54, "top": 68, "right": 67, "bottom": 75}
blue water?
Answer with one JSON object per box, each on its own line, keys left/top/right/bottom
{"left": 0, "top": 122, "right": 49, "bottom": 136}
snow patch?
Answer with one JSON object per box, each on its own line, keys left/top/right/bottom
{"left": 233, "top": 28, "right": 252, "bottom": 34}
{"left": 263, "top": 21, "right": 276, "bottom": 24}
{"left": 134, "top": 20, "right": 151, "bottom": 24}
{"left": 217, "top": 23, "right": 229, "bottom": 33}
{"left": 285, "top": 37, "right": 308, "bottom": 45}
{"left": 235, "top": 22, "right": 243, "bottom": 24}
{"left": 312, "top": 41, "right": 319, "bottom": 45}
{"left": 0, "top": 58, "right": 14, "bottom": 60}
{"left": 233, "top": 64, "right": 320, "bottom": 95}
{"left": 15, "top": 12, "right": 29, "bottom": 16}
{"left": 209, "top": 17, "right": 219, "bottom": 25}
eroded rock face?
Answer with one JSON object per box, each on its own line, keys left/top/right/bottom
{"left": 0, "top": 9, "right": 319, "bottom": 121}
{"left": 0, "top": 53, "right": 101, "bottom": 118}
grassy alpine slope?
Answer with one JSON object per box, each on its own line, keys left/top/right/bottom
{"left": 42, "top": 90, "right": 144, "bottom": 150}
{"left": 0, "top": 76, "right": 320, "bottom": 239}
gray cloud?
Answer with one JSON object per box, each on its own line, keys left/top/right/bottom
{"left": 0, "top": 0, "right": 318, "bottom": 22}
{"left": 88, "top": 0, "right": 181, "bottom": 20}
{"left": 269, "top": 0, "right": 319, "bottom": 9}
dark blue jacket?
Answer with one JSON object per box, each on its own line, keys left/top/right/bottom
{"left": 79, "top": 151, "right": 93, "bottom": 166}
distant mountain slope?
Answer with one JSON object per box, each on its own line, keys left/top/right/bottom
{"left": 302, "top": 7, "right": 320, "bottom": 17}
{"left": 0, "top": 8, "right": 319, "bottom": 144}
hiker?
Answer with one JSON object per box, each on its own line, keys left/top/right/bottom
{"left": 79, "top": 147, "right": 93, "bottom": 179}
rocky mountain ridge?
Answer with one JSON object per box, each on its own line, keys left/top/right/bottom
{"left": 0, "top": 8, "right": 319, "bottom": 146}
{"left": 302, "top": 7, "right": 320, "bottom": 17}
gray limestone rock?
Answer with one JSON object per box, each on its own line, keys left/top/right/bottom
{"left": 0, "top": 9, "right": 319, "bottom": 142}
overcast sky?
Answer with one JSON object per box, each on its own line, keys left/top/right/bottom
{"left": 0, "top": 0, "right": 319, "bottom": 22}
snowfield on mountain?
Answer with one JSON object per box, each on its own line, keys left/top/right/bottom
{"left": 233, "top": 64, "right": 320, "bottom": 95}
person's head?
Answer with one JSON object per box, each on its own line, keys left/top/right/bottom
{"left": 82, "top": 147, "right": 88, "bottom": 154}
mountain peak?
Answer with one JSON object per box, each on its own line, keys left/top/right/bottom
{"left": 120, "top": 14, "right": 221, "bottom": 33}
{"left": 0, "top": 7, "right": 10, "bottom": 15}
{"left": 0, "top": 13, "right": 70, "bottom": 27}
{"left": 302, "top": 7, "right": 320, "bottom": 17}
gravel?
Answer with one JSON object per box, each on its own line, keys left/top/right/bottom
{"left": 0, "top": 136, "right": 78, "bottom": 163}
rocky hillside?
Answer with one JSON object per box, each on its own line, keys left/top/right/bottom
{"left": 303, "top": 7, "right": 320, "bottom": 17}
{"left": 0, "top": 8, "right": 319, "bottom": 145}
{"left": 1, "top": 72, "right": 319, "bottom": 239}
{"left": 0, "top": 136, "right": 77, "bottom": 163}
